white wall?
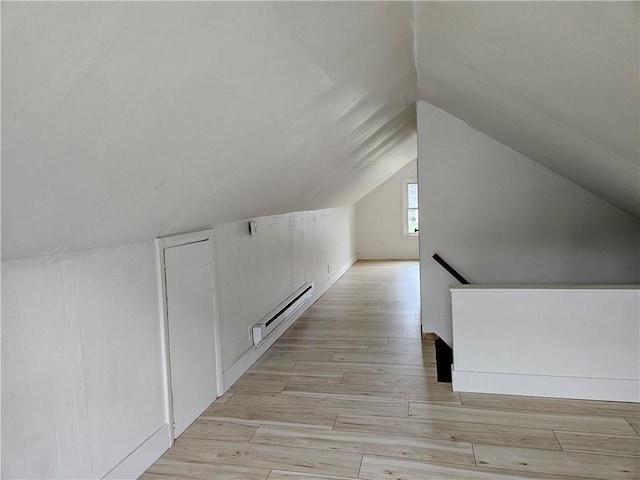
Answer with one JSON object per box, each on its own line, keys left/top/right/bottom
{"left": 451, "top": 286, "right": 640, "bottom": 402}
{"left": 1, "top": 205, "right": 356, "bottom": 479}
{"left": 2, "top": 242, "right": 166, "bottom": 479}
{"left": 214, "top": 205, "right": 357, "bottom": 372}
{"left": 417, "top": 101, "right": 640, "bottom": 345}
{"left": 355, "top": 159, "right": 419, "bottom": 260}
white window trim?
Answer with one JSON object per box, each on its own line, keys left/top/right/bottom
{"left": 402, "top": 177, "right": 419, "bottom": 237}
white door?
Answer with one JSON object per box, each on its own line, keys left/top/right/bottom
{"left": 164, "top": 240, "right": 217, "bottom": 437}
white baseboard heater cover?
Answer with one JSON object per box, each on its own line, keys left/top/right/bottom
{"left": 252, "top": 282, "right": 314, "bottom": 346}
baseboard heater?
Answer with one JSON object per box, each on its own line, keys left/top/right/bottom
{"left": 252, "top": 282, "right": 314, "bottom": 346}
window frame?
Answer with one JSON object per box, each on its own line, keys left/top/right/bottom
{"left": 402, "top": 178, "right": 419, "bottom": 237}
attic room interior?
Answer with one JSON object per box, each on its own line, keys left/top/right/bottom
{"left": 2, "top": 1, "right": 639, "bottom": 479}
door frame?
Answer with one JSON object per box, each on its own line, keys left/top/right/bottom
{"left": 155, "top": 228, "right": 224, "bottom": 444}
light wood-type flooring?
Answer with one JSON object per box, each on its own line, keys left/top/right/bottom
{"left": 141, "top": 260, "right": 639, "bottom": 480}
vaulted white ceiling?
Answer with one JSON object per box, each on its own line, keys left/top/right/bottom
{"left": 2, "top": 2, "right": 418, "bottom": 258}
{"left": 2, "top": 2, "right": 637, "bottom": 259}
{"left": 414, "top": 2, "right": 639, "bottom": 217}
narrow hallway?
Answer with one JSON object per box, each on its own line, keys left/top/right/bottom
{"left": 142, "top": 261, "right": 639, "bottom": 480}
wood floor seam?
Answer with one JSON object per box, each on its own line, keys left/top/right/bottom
{"left": 623, "top": 417, "right": 640, "bottom": 436}
{"left": 552, "top": 430, "right": 563, "bottom": 451}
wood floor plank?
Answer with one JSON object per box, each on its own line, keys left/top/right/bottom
{"left": 293, "top": 361, "right": 437, "bottom": 377}
{"left": 460, "top": 393, "right": 640, "bottom": 419}
{"left": 306, "top": 303, "right": 418, "bottom": 310}
{"left": 252, "top": 358, "right": 297, "bottom": 370}
{"left": 246, "top": 369, "right": 345, "bottom": 380}
{"left": 285, "top": 380, "right": 461, "bottom": 403}
{"left": 226, "top": 391, "right": 408, "bottom": 417}
{"left": 334, "top": 413, "right": 562, "bottom": 450}
{"left": 180, "top": 419, "right": 258, "bottom": 442}
{"left": 163, "top": 437, "right": 362, "bottom": 477}
{"left": 331, "top": 352, "right": 435, "bottom": 365}
{"left": 281, "top": 330, "right": 415, "bottom": 339}
{"left": 296, "top": 318, "right": 397, "bottom": 324}
{"left": 367, "top": 344, "right": 435, "bottom": 355}
{"left": 625, "top": 417, "right": 640, "bottom": 435}
{"left": 297, "top": 316, "right": 418, "bottom": 323}
{"left": 268, "top": 471, "right": 358, "bottom": 480}
{"left": 474, "top": 443, "right": 639, "bottom": 480}
{"left": 554, "top": 431, "right": 640, "bottom": 457}
{"left": 228, "top": 377, "right": 288, "bottom": 393}
{"left": 409, "top": 403, "right": 638, "bottom": 436}
{"left": 341, "top": 372, "right": 440, "bottom": 389}
{"left": 201, "top": 402, "right": 338, "bottom": 429}
{"left": 267, "top": 344, "right": 369, "bottom": 353}
{"left": 259, "top": 351, "right": 335, "bottom": 362}
{"left": 358, "top": 455, "right": 595, "bottom": 480}
{"left": 300, "top": 311, "right": 419, "bottom": 317}
{"left": 251, "top": 424, "right": 475, "bottom": 466}
{"left": 273, "top": 338, "right": 388, "bottom": 347}
{"left": 140, "top": 458, "right": 270, "bottom": 480}
{"left": 387, "top": 337, "right": 431, "bottom": 346}
{"left": 280, "top": 389, "right": 415, "bottom": 405}
{"left": 240, "top": 371, "right": 343, "bottom": 386}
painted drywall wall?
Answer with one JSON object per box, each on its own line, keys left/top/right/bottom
{"left": 214, "top": 205, "right": 356, "bottom": 371}
{"left": 417, "top": 101, "right": 640, "bottom": 345}
{"left": 1, "top": 242, "right": 166, "bottom": 479}
{"left": 1, "top": 204, "right": 356, "bottom": 478}
{"left": 451, "top": 286, "right": 640, "bottom": 402}
{"left": 355, "top": 159, "right": 419, "bottom": 259}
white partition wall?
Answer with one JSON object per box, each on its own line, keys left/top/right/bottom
{"left": 2, "top": 242, "right": 168, "bottom": 479}
{"left": 451, "top": 286, "right": 640, "bottom": 402}
{"left": 417, "top": 102, "right": 640, "bottom": 346}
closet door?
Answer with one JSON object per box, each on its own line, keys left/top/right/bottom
{"left": 164, "top": 240, "right": 217, "bottom": 437}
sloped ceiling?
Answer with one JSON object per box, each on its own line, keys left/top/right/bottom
{"left": 1, "top": 2, "right": 418, "bottom": 259}
{"left": 414, "top": 1, "right": 639, "bottom": 217}
{"left": 2, "top": 2, "right": 638, "bottom": 260}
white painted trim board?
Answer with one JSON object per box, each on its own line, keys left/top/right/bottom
{"left": 101, "top": 424, "right": 171, "bottom": 480}
{"left": 453, "top": 370, "right": 640, "bottom": 403}
{"left": 358, "top": 252, "right": 419, "bottom": 260}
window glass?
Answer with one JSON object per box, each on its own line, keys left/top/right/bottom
{"left": 407, "top": 183, "right": 418, "bottom": 209}
{"left": 406, "top": 183, "right": 419, "bottom": 234}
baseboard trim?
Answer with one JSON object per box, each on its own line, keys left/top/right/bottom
{"left": 358, "top": 253, "right": 419, "bottom": 260}
{"left": 102, "top": 424, "right": 171, "bottom": 479}
{"left": 452, "top": 370, "right": 640, "bottom": 403}
{"left": 330, "top": 254, "right": 358, "bottom": 286}
{"left": 222, "top": 254, "right": 358, "bottom": 391}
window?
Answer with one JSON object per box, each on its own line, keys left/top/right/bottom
{"left": 403, "top": 180, "right": 419, "bottom": 236}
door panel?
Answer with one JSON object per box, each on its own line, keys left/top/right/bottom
{"left": 164, "top": 240, "right": 217, "bottom": 437}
